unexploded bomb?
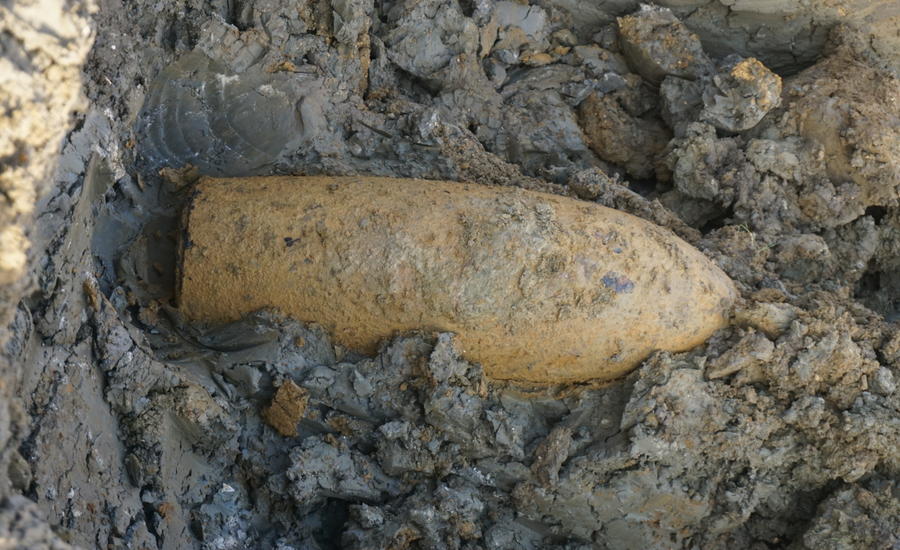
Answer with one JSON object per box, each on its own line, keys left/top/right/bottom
{"left": 178, "top": 176, "right": 736, "bottom": 384}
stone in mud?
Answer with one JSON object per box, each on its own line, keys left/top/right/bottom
{"left": 701, "top": 56, "right": 782, "bottom": 132}
{"left": 616, "top": 5, "right": 712, "bottom": 84}
{"left": 178, "top": 176, "right": 736, "bottom": 384}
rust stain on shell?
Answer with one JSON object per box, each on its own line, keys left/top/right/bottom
{"left": 178, "top": 176, "right": 736, "bottom": 384}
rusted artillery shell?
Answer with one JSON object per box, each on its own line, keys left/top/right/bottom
{"left": 179, "top": 176, "right": 736, "bottom": 384}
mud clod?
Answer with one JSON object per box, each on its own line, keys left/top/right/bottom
{"left": 578, "top": 90, "right": 671, "bottom": 179}
{"left": 263, "top": 380, "right": 310, "bottom": 437}
{"left": 617, "top": 5, "right": 712, "bottom": 84}
{"left": 700, "top": 56, "right": 782, "bottom": 132}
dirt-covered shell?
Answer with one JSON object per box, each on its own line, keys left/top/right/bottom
{"left": 178, "top": 176, "right": 737, "bottom": 384}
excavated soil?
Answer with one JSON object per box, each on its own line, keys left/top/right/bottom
{"left": 0, "top": 0, "right": 898, "bottom": 549}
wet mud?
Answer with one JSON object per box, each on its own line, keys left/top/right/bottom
{"left": 0, "top": 0, "right": 898, "bottom": 548}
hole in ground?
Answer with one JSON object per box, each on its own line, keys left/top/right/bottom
{"left": 699, "top": 206, "right": 735, "bottom": 235}
{"left": 855, "top": 259, "right": 900, "bottom": 322}
{"left": 457, "top": 0, "right": 476, "bottom": 17}
{"left": 865, "top": 205, "right": 887, "bottom": 223}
